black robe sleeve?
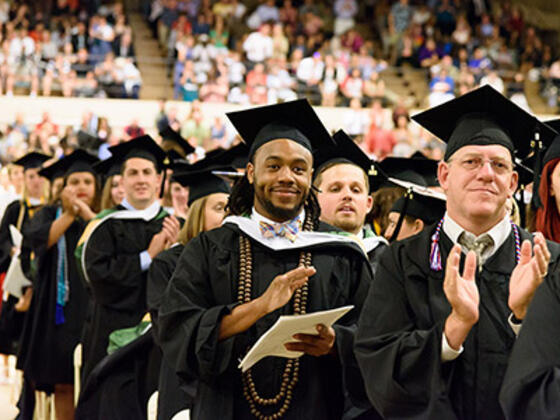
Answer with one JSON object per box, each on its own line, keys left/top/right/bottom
{"left": 84, "top": 219, "right": 145, "bottom": 306}
{"left": 0, "top": 200, "right": 20, "bottom": 273}
{"left": 157, "top": 233, "right": 239, "bottom": 384}
{"left": 499, "top": 274, "right": 560, "bottom": 420}
{"left": 355, "top": 242, "right": 457, "bottom": 419}
{"left": 146, "top": 245, "right": 182, "bottom": 341}
{"left": 23, "top": 206, "right": 57, "bottom": 260}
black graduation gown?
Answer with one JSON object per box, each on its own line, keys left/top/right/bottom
{"left": 80, "top": 205, "right": 167, "bottom": 381}
{"left": 16, "top": 205, "right": 89, "bottom": 387}
{"left": 75, "top": 328, "right": 162, "bottom": 420}
{"left": 355, "top": 225, "right": 560, "bottom": 420}
{"left": 0, "top": 200, "right": 37, "bottom": 355}
{"left": 499, "top": 272, "right": 560, "bottom": 420}
{"left": 147, "top": 244, "right": 197, "bottom": 420}
{"left": 157, "top": 221, "right": 373, "bottom": 420}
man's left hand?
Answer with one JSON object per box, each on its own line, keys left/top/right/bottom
{"left": 509, "top": 232, "right": 550, "bottom": 320}
{"left": 284, "top": 324, "right": 336, "bottom": 357}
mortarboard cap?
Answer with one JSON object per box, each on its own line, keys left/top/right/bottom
{"left": 226, "top": 99, "right": 335, "bottom": 160}
{"left": 40, "top": 149, "right": 98, "bottom": 180}
{"left": 542, "top": 119, "right": 560, "bottom": 167}
{"left": 39, "top": 158, "right": 65, "bottom": 181}
{"left": 370, "top": 157, "right": 438, "bottom": 190}
{"left": 313, "top": 129, "right": 375, "bottom": 192}
{"left": 160, "top": 126, "right": 195, "bottom": 158}
{"left": 412, "top": 85, "right": 557, "bottom": 161}
{"left": 172, "top": 165, "right": 233, "bottom": 206}
{"left": 108, "top": 135, "right": 167, "bottom": 172}
{"left": 410, "top": 151, "right": 440, "bottom": 187}
{"left": 204, "top": 143, "right": 249, "bottom": 169}
{"left": 93, "top": 155, "right": 122, "bottom": 179}
{"left": 387, "top": 178, "right": 446, "bottom": 241}
{"left": 13, "top": 152, "right": 51, "bottom": 171}
{"left": 389, "top": 179, "right": 446, "bottom": 225}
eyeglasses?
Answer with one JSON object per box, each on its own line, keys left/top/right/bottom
{"left": 450, "top": 156, "right": 513, "bottom": 175}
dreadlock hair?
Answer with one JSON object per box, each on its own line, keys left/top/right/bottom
{"left": 226, "top": 174, "right": 321, "bottom": 231}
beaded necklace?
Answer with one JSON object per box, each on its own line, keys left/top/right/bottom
{"left": 238, "top": 212, "right": 314, "bottom": 420}
{"left": 430, "top": 217, "right": 521, "bottom": 271}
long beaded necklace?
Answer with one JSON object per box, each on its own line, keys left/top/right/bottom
{"left": 238, "top": 213, "right": 314, "bottom": 420}
{"left": 430, "top": 217, "right": 521, "bottom": 271}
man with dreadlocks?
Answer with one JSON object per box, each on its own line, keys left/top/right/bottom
{"left": 156, "top": 100, "right": 373, "bottom": 420}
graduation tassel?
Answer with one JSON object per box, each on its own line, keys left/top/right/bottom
{"left": 389, "top": 188, "right": 413, "bottom": 243}
{"left": 530, "top": 130, "right": 543, "bottom": 211}
{"left": 430, "top": 218, "right": 445, "bottom": 271}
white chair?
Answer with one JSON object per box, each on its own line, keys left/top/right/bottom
{"left": 147, "top": 390, "right": 158, "bottom": 420}
{"left": 73, "top": 343, "right": 82, "bottom": 406}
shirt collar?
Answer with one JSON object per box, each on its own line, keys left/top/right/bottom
{"left": 121, "top": 198, "right": 161, "bottom": 217}
{"left": 356, "top": 228, "right": 364, "bottom": 240}
{"left": 442, "top": 211, "right": 512, "bottom": 255}
{"left": 250, "top": 206, "right": 305, "bottom": 227}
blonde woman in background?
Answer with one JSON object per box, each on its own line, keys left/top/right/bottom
{"left": 147, "top": 167, "right": 231, "bottom": 420}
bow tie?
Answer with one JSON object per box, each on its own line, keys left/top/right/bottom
{"left": 259, "top": 218, "right": 302, "bottom": 242}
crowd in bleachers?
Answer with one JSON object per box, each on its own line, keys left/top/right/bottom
{"left": 146, "top": 0, "right": 554, "bottom": 113}
{"left": 0, "top": 1, "right": 140, "bottom": 98}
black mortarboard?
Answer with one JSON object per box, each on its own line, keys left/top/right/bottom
{"left": 370, "top": 157, "right": 438, "bottom": 190}
{"left": 226, "top": 99, "right": 335, "bottom": 160}
{"left": 203, "top": 143, "right": 249, "bottom": 169}
{"left": 40, "top": 149, "right": 99, "bottom": 180}
{"left": 77, "top": 130, "right": 103, "bottom": 154}
{"left": 160, "top": 126, "right": 195, "bottom": 157}
{"left": 108, "top": 135, "right": 167, "bottom": 172}
{"left": 172, "top": 165, "right": 232, "bottom": 206}
{"left": 542, "top": 120, "right": 560, "bottom": 167}
{"left": 39, "top": 159, "right": 65, "bottom": 181}
{"left": 313, "top": 129, "right": 375, "bottom": 192}
{"left": 13, "top": 152, "right": 51, "bottom": 171}
{"left": 412, "top": 85, "right": 557, "bottom": 161}
{"left": 410, "top": 151, "right": 440, "bottom": 187}
{"left": 93, "top": 155, "right": 122, "bottom": 179}
{"left": 388, "top": 178, "right": 446, "bottom": 241}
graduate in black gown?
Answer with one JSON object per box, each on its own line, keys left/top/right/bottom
{"left": 75, "top": 136, "right": 180, "bottom": 383}
{"left": 19, "top": 150, "right": 100, "bottom": 420}
{"left": 0, "top": 152, "right": 50, "bottom": 356}
{"left": 499, "top": 132, "right": 560, "bottom": 420}
{"left": 355, "top": 85, "right": 560, "bottom": 420}
{"left": 314, "top": 130, "right": 388, "bottom": 271}
{"left": 157, "top": 100, "right": 374, "bottom": 420}
{"left": 148, "top": 165, "right": 232, "bottom": 420}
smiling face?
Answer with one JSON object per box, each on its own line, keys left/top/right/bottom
{"left": 247, "top": 139, "right": 313, "bottom": 222}
{"left": 316, "top": 163, "right": 373, "bottom": 235}
{"left": 438, "top": 144, "right": 518, "bottom": 230}
{"left": 122, "top": 158, "right": 161, "bottom": 210}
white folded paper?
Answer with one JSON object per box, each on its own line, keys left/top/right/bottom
{"left": 238, "top": 305, "right": 354, "bottom": 372}
{"left": 9, "top": 225, "right": 22, "bottom": 248}
{"left": 2, "top": 225, "right": 31, "bottom": 299}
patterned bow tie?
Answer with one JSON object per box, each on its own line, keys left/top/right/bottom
{"left": 259, "top": 218, "right": 302, "bottom": 242}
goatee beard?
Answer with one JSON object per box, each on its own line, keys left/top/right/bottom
{"left": 255, "top": 191, "right": 306, "bottom": 222}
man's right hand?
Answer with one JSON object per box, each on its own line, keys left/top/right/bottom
{"left": 147, "top": 231, "right": 168, "bottom": 259}
{"left": 443, "top": 245, "right": 479, "bottom": 350}
{"left": 218, "top": 265, "right": 317, "bottom": 341}
{"left": 256, "top": 266, "right": 316, "bottom": 316}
